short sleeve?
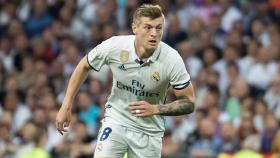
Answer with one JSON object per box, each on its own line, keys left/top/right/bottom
{"left": 169, "top": 56, "right": 191, "bottom": 90}
{"left": 87, "top": 37, "right": 114, "bottom": 71}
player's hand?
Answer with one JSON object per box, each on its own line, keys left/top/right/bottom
{"left": 129, "top": 101, "right": 158, "bottom": 117}
{"left": 56, "top": 106, "right": 72, "bottom": 135}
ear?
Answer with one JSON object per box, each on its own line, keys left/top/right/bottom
{"left": 132, "top": 22, "right": 137, "bottom": 34}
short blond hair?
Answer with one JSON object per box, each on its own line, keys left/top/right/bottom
{"left": 133, "top": 4, "right": 163, "bottom": 24}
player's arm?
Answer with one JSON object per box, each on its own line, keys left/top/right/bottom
{"left": 129, "top": 82, "right": 195, "bottom": 117}
{"left": 156, "top": 82, "right": 195, "bottom": 116}
{"left": 60, "top": 56, "right": 91, "bottom": 107}
{"left": 56, "top": 56, "right": 91, "bottom": 135}
{"left": 56, "top": 37, "right": 113, "bottom": 134}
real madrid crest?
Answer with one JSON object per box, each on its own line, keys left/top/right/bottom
{"left": 151, "top": 71, "right": 160, "bottom": 82}
{"left": 120, "top": 50, "right": 129, "bottom": 63}
{"left": 96, "top": 143, "right": 103, "bottom": 152}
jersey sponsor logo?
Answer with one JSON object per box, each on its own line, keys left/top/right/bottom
{"left": 151, "top": 71, "right": 160, "bottom": 82}
{"left": 120, "top": 50, "right": 129, "bottom": 63}
{"left": 116, "top": 80, "right": 160, "bottom": 97}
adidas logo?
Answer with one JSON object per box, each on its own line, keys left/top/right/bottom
{"left": 118, "top": 64, "right": 127, "bottom": 71}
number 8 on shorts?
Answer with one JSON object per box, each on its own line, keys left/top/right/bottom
{"left": 100, "top": 127, "right": 112, "bottom": 141}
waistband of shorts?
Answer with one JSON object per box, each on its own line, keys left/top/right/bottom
{"left": 101, "top": 117, "right": 164, "bottom": 137}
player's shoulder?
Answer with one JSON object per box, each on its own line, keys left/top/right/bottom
{"left": 159, "top": 41, "right": 182, "bottom": 61}
{"left": 101, "top": 35, "right": 134, "bottom": 52}
{"left": 102, "top": 35, "right": 134, "bottom": 49}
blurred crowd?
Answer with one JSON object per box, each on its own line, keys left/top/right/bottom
{"left": 0, "top": 0, "right": 280, "bottom": 158}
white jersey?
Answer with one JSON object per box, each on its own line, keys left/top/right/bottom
{"left": 87, "top": 35, "right": 190, "bottom": 136}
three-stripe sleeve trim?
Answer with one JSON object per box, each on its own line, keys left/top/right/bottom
{"left": 172, "top": 80, "right": 191, "bottom": 90}
{"left": 86, "top": 54, "right": 100, "bottom": 72}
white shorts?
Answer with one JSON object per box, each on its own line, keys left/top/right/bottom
{"left": 94, "top": 121, "right": 162, "bottom": 158}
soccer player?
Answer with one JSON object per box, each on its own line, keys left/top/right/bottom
{"left": 56, "top": 4, "right": 196, "bottom": 158}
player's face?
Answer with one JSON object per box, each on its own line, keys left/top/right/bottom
{"left": 133, "top": 16, "right": 164, "bottom": 52}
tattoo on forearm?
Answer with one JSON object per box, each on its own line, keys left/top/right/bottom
{"left": 158, "top": 96, "right": 194, "bottom": 116}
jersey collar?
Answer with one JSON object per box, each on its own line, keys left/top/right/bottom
{"left": 131, "top": 36, "right": 161, "bottom": 64}
{"left": 149, "top": 44, "right": 161, "bottom": 63}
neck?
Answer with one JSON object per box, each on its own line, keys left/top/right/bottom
{"left": 134, "top": 40, "right": 153, "bottom": 60}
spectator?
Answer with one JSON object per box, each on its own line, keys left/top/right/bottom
{"left": 208, "top": 12, "right": 227, "bottom": 49}
{"left": 168, "top": 0, "right": 198, "bottom": 30}
{"left": 238, "top": 39, "right": 259, "bottom": 79}
{"left": 76, "top": 91, "right": 101, "bottom": 135}
{"left": 219, "top": 0, "right": 242, "bottom": 32}
{"left": 238, "top": 112, "right": 258, "bottom": 142}
{"left": 190, "top": 118, "right": 222, "bottom": 158}
{"left": 264, "top": 74, "right": 280, "bottom": 120}
{"left": 201, "top": 47, "right": 220, "bottom": 69}
{"left": 15, "top": 121, "right": 49, "bottom": 158}
{"left": 164, "top": 13, "right": 188, "bottom": 47}
{"left": 176, "top": 40, "right": 202, "bottom": 78}
{"left": 213, "top": 46, "right": 239, "bottom": 92}
{"left": 24, "top": 0, "right": 53, "bottom": 38}
{"left": 220, "top": 122, "right": 239, "bottom": 153}
{"left": 234, "top": 135, "right": 263, "bottom": 158}
{"left": 246, "top": 47, "right": 278, "bottom": 93}
{"left": 260, "top": 114, "right": 278, "bottom": 153}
